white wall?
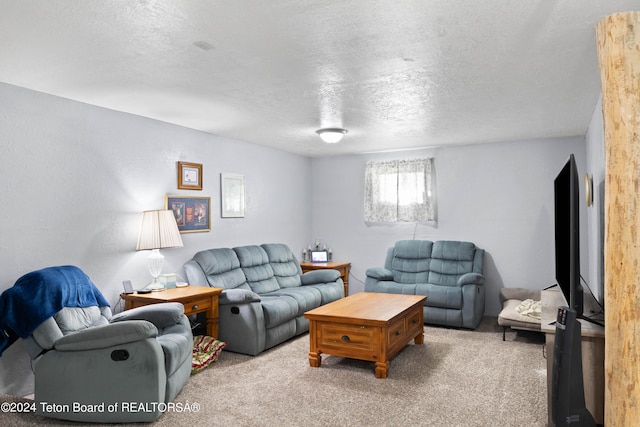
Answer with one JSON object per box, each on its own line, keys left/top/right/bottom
{"left": 310, "top": 136, "right": 588, "bottom": 317}
{"left": 0, "top": 83, "right": 312, "bottom": 396}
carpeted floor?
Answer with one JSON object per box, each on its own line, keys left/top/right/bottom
{"left": 1, "top": 317, "right": 547, "bottom": 426}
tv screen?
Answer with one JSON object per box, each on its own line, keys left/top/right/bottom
{"left": 554, "top": 154, "right": 584, "bottom": 316}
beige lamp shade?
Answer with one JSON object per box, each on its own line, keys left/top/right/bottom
{"left": 136, "top": 210, "right": 183, "bottom": 291}
{"left": 136, "top": 210, "right": 183, "bottom": 250}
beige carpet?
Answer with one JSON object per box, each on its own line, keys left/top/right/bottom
{"left": 1, "top": 317, "right": 547, "bottom": 426}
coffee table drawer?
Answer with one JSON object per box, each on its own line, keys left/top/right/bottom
{"left": 388, "top": 307, "right": 423, "bottom": 347}
{"left": 318, "top": 323, "right": 377, "bottom": 352}
{"left": 387, "top": 317, "right": 406, "bottom": 346}
{"left": 406, "top": 309, "right": 422, "bottom": 332}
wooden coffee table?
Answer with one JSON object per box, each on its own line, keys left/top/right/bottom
{"left": 304, "top": 292, "right": 426, "bottom": 378}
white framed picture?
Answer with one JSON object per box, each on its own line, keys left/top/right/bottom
{"left": 221, "top": 173, "right": 245, "bottom": 218}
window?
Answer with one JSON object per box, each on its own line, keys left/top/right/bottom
{"left": 364, "top": 158, "right": 436, "bottom": 223}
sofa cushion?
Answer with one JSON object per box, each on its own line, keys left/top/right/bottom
{"left": 193, "top": 248, "right": 249, "bottom": 290}
{"left": 415, "top": 283, "right": 462, "bottom": 309}
{"left": 498, "top": 299, "right": 542, "bottom": 328}
{"left": 368, "top": 281, "right": 417, "bottom": 295}
{"left": 234, "top": 245, "right": 280, "bottom": 294}
{"left": 271, "top": 287, "right": 321, "bottom": 315}
{"left": 428, "top": 241, "right": 477, "bottom": 286}
{"left": 261, "top": 243, "right": 303, "bottom": 288}
{"left": 54, "top": 306, "right": 109, "bottom": 335}
{"left": 259, "top": 295, "right": 299, "bottom": 328}
{"left": 303, "top": 282, "right": 345, "bottom": 304}
{"left": 390, "top": 240, "right": 432, "bottom": 284}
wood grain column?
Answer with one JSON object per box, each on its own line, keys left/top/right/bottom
{"left": 596, "top": 12, "right": 640, "bottom": 426}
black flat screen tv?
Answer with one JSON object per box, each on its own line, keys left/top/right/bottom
{"left": 554, "top": 154, "right": 584, "bottom": 317}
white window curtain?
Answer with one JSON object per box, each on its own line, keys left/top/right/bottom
{"left": 364, "top": 158, "right": 436, "bottom": 224}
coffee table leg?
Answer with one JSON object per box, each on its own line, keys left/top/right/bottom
{"left": 375, "top": 361, "right": 389, "bottom": 378}
{"left": 309, "top": 351, "right": 322, "bottom": 367}
{"left": 414, "top": 330, "right": 424, "bottom": 345}
{"left": 308, "top": 320, "right": 322, "bottom": 367}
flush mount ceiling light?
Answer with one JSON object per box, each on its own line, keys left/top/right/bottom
{"left": 316, "top": 128, "right": 347, "bottom": 144}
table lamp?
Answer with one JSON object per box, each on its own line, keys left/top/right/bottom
{"left": 136, "top": 210, "right": 183, "bottom": 291}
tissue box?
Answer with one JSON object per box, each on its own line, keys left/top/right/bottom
{"left": 159, "top": 273, "right": 177, "bottom": 289}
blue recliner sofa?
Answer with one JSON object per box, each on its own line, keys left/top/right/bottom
{"left": 365, "top": 240, "right": 486, "bottom": 329}
{"left": 184, "top": 243, "right": 344, "bottom": 355}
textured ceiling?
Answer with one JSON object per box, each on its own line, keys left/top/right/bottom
{"left": 1, "top": 1, "right": 638, "bottom": 157}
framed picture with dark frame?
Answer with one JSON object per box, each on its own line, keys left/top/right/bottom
{"left": 177, "top": 161, "right": 203, "bottom": 190}
{"left": 165, "top": 195, "right": 211, "bottom": 233}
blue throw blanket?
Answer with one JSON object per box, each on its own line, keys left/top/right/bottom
{"left": 0, "top": 265, "right": 110, "bottom": 356}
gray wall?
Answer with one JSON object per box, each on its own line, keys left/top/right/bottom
{"left": 0, "top": 83, "right": 312, "bottom": 396}
{"left": 310, "top": 136, "right": 588, "bottom": 318}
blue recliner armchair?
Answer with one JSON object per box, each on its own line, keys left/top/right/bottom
{"left": 0, "top": 266, "right": 193, "bottom": 423}
{"left": 365, "top": 240, "right": 486, "bottom": 329}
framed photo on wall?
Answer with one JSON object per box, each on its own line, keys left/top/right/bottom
{"left": 177, "top": 161, "right": 203, "bottom": 190}
{"left": 165, "top": 195, "right": 211, "bottom": 233}
{"left": 221, "top": 173, "right": 245, "bottom": 218}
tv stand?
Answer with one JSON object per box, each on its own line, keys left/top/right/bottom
{"left": 542, "top": 288, "right": 604, "bottom": 426}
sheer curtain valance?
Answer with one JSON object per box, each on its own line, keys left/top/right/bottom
{"left": 364, "top": 158, "right": 436, "bottom": 224}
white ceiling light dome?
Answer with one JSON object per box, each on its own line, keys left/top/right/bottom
{"left": 316, "top": 128, "right": 348, "bottom": 144}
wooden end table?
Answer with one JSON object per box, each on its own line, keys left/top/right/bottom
{"left": 120, "top": 286, "right": 222, "bottom": 338}
{"left": 300, "top": 261, "right": 351, "bottom": 296}
{"left": 304, "top": 292, "right": 426, "bottom": 378}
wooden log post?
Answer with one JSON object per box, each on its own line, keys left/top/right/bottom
{"left": 596, "top": 12, "right": 640, "bottom": 426}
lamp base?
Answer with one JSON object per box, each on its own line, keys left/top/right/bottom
{"left": 145, "top": 249, "right": 165, "bottom": 291}
{"left": 145, "top": 278, "right": 165, "bottom": 292}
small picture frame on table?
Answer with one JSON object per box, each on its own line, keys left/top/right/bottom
{"left": 310, "top": 250, "right": 328, "bottom": 263}
{"left": 177, "top": 161, "right": 203, "bottom": 190}
{"left": 166, "top": 195, "right": 211, "bottom": 233}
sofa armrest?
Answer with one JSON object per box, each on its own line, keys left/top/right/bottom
{"left": 457, "top": 272, "right": 485, "bottom": 286}
{"left": 301, "top": 269, "right": 340, "bottom": 285}
{"left": 365, "top": 267, "right": 394, "bottom": 281}
{"left": 219, "top": 288, "right": 261, "bottom": 305}
{"left": 111, "top": 302, "right": 185, "bottom": 329}
{"left": 184, "top": 259, "right": 209, "bottom": 286}
{"left": 54, "top": 320, "right": 158, "bottom": 352}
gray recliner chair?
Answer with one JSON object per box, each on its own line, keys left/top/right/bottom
{"left": 28, "top": 302, "right": 193, "bottom": 423}
{"left": 0, "top": 266, "right": 193, "bottom": 423}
